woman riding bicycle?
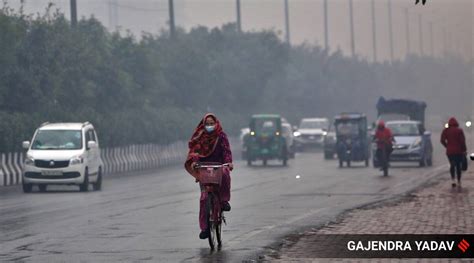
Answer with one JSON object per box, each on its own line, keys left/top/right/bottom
{"left": 184, "top": 113, "right": 234, "bottom": 240}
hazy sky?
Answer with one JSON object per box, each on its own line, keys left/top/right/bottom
{"left": 7, "top": 0, "right": 473, "bottom": 62}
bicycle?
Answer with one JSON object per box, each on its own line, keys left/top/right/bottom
{"left": 195, "top": 162, "right": 230, "bottom": 250}
{"left": 375, "top": 140, "right": 390, "bottom": 176}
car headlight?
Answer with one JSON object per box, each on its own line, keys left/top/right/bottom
{"left": 293, "top": 131, "right": 301, "bottom": 137}
{"left": 24, "top": 156, "right": 34, "bottom": 166}
{"left": 70, "top": 156, "right": 83, "bottom": 165}
{"left": 323, "top": 131, "right": 328, "bottom": 136}
{"left": 411, "top": 138, "right": 422, "bottom": 148}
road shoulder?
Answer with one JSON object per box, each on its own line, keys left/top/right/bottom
{"left": 259, "top": 168, "right": 474, "bottom": 262}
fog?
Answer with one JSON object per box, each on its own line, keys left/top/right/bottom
{"left": 12, "top": 0, "right": 473, "bottom": 61}
{"left": 0, "top": 0, "right": 472, "bottom": 149}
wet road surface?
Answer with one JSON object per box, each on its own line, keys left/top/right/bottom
{"left": 0, "top": 147, "right": 448, "bottom": 262}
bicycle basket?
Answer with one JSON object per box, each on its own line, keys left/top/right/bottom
{"left": 198, "top": 165, "right": 223, "bottom": 185}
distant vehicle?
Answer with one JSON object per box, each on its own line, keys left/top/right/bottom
{"left": 293, "top": 118, "right": 329, "bottom": 151}
{"left": 375, "top": 120, "right": 433, "bottom": 167}
{"left": 374, "top": 97, "right": 432, "bottom": 167}
{"left": 245, "top": 114, "right": 290, "bottom": 166}
{"left": 323, "top": 123, "right": 336, "bottom": 159}
{"left": 22, "top": 122, "right": 103, "bottom": 193}
{"left": 240, "top": 127, "right": 250, "bottom": 159}
{"left": 334, "top": 113, "right": 370, "bottom": 167}
{"left": 376, "top": 96, "right": 427, "bottom": 125}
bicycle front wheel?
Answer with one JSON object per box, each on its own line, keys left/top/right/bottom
{"left": 207, "top": 194, "right": 222, "bottom": 250}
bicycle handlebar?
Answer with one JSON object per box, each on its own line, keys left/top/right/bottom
{"left": 194, "top": 163, "right": 231, "bottom": 169}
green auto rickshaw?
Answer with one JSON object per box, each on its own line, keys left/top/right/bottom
{"left": 334, "top": 113, "right": 371, "bottom": 167}
{"left": 245, "top": 114, "right": 290, "bottom": 166}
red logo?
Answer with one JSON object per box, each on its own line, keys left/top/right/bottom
{"left": 458, "top": 239, "right": 470, "bottom": 253}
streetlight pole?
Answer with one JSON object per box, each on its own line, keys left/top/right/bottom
{"left": 324, "top": 0, "right": 329, "bottom": 51}
{"left": 388, "top": 0, "right": 394, "bottom": 62}
{"left": 429, "top": 21, "right": 434, "bottom": 57}
{"left": 419, "top": 14, "right": 423, "bottom": 56}
{"left": 349, "top": 0, "right": 355, "bottom": 57}
{"left": 405, "top": 8, "right": 410, "bottom": 56}
{"left": 168, "top": 0, "right": 176, "bottom": 38}
{"left": 284, "top": 0, "right": 290, "bottom": 44}
{"left": 236, "top": 0, "right": 241, "bottom": 32}
{"left": 70, "top": 0, "right": 77, "bottom": 27}
{"left": 371, "top": 0, "right": 377, "bottom": 62}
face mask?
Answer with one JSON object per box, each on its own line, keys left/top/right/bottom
{"left": 205, "top": 125, "right": 215, "bottom": 133}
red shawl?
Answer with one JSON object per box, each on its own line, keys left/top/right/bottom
{"left": 184, "top": 113, "right": 223, "bottom": 177}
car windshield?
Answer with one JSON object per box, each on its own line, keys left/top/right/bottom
{"left": 31, "top": 130, "right": 82, "bottom": 150}
{"left": 387, "top": 123, "right": 420, "bottom": 136}
{"left": 336, "top": 121, "right": 360, "bottom": 136}
{"left": 300, "top": 120, "right": 327, "bottom": 129}
{"left": 255, "top": 119, "right": 278, "bottom": 134}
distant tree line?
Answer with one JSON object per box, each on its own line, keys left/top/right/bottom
{"left": 0, "top": 5, "right": 471, "bottom": 152}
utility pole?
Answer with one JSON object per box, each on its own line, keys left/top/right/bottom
{"left": 419, "top": 14, "right": 423, "bottom": 56}
{"left": 168, "top": 0, "right": 176, "bottom": 38}
{"left": 388, "top": 0, "right": 394, "bottom": 62}
{"left": 349, "top": 0, "right": 355, "bottom": 57}
{"left": 236, "top": 0, "right": 241, "bottom": 32}
{"left": 324, "top": 0, "right": 329, "bottom": 50}
{"left": 443, "top": 27, "right": 447, "bottom": 58}
{"left": 70, "top": 0, "right": 77, "bottom": 27}
{"left": 405, "top": 8, "right": 410, "bottom": 55}
{"left": 108, "top": 0, "right": 118, "bottom": 31}
{"left": 284, "top": 0, "right": 290, "bottom": 44}
{"left": 371, "top": 0, "right": 377, "bottom": 62}
{"left": 429, "top": 22, "right": 434, "bottom": 57}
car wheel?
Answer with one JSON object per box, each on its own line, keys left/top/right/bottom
{"left": 92, "top": 167, "right": 102, "bottom": 191}
{"left": 22, "top": 183, "right": 32, "bottom": 193}
{"left": 79, "top": 169, "right": 89, "bottom": 192}
{"left": 419, "top": 156, "right": 426, "bottom": 167}
{"left": 38, "top": 184, "right": 47, "bottom": 192}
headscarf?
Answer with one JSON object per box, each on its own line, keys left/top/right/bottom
{"left": 448, "top": 117, "right": 459, "bottom": 128}
{"left": 184, "top": 113, "right": 223, "bottom": 177}
{"left": 377, "top": 120, "right": 385, "bottom": 130}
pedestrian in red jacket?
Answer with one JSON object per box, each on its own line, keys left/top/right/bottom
{"left": 440, "top": 117, "right": 467, "bottom": 187}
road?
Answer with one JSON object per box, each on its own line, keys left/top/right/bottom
{"left": 0, "top": 145, "right": 448, "bottom": 262}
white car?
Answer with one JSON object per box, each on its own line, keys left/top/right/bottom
{"left": 294, "top": 118, "right": 329, "bottom": 150}
{"left": 22, "top": 122, "right": 103, "bottom": 193}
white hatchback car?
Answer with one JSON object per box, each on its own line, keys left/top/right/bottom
{"left": 22, "top": 122, "right": 102, "bottom": 193}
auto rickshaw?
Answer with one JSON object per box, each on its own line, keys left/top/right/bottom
{"left": 334, "top": 113, "right": 370, "bottom": 167}
{"left": 245, "top": 114, "right": 289, "bottom": 166}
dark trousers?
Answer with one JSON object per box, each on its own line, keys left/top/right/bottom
{"left": 447, "top": 154, "right": 463, "bottom": 181}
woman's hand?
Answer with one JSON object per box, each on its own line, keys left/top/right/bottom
{"left": 228, "top": 163, "right": 234, "bottom": 171}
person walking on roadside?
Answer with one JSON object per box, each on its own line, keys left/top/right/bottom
{"left": 440, "top": 117, "right": 467, "bottom": 187}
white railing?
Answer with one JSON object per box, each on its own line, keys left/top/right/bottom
{"left": 0, "top": 137, "right": 240, "bottom": 186}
